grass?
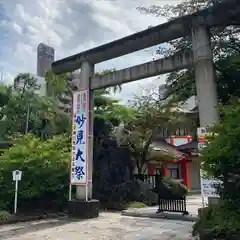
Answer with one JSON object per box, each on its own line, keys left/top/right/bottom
{"left": 0, "top": 210, "right": 10, "bottom": 221}
{"left": 126, "top": 201, "right": 147, "bottom": 208}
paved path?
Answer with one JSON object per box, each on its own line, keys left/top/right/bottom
{"left": 0, "top": 213, "right": 194, "bottom": 239}
{"left": 122, "top": 195, "right": 202, "bottom": 221}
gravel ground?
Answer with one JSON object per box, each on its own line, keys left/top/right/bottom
{"left": 0, "top": 212, "right": 195, "bottom": 240}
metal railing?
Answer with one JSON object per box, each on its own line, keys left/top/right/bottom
{"left": 134, "top": 174, "right": 189, "bottom": 215}
{"left": 157, "top": 196, "right": 189, "bottom": 215}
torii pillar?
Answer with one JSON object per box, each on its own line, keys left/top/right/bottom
{"left": 192, "top": 26, "right": 220, "bottom": 205}
{"left": 192, "top": 26, "right": 220, "bottom": 126}
{"left": 68, "top": 61, "right": 99, "bottom": 218}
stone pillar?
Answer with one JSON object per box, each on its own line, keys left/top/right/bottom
{"left": 192, "top": 26, "right": 220, "bottom": 206}
{"left": 192, "top": 26, "right": 220, "bottom": 127}
{"left": 68, "top": 61, "right": 99, "bottom": 218}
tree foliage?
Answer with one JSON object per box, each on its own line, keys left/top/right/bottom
{"left": 118, "top": 88, "right": 189, "bottom": 173}
{"left": 201, "top": 99, "right": 240, "bottom": 202}
{"left": 0, "top": 73, "right": 71, "bottom": 140}
{"left": 0, "top": 134, "right": 70, "bottom": 211}
{"left": 13, "top": 73, "right": 40, "bottom": 93}
{"left": 45, "top": 70, "right": 71, "bottom": 98}
{"left": 193, "top": 100, "right": 240, "bottom": 239}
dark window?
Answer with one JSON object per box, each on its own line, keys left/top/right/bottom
{"left": 168, "top": 168, "right": 180, "bottom": 179}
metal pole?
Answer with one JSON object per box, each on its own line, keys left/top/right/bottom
{"left": 200, "top": 177, "right": 205, "bottom": 207}
{"left": 68, "top": 184, "right": 72, "bottom": 201}
{"left": 25, "top": 104, "right": 30, "bottom": 134}
{"left": 85, "top": 182, "right": 88, "bottom": 202}
{"left": 14, "top": 180, "right": 18, "bottom": 214}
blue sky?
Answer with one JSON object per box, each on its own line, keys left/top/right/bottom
{"left": 0, "top": 0, "right": 180, "bottom": 102}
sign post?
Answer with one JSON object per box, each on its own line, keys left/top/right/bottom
{"left": 12, "top": 170, "right": 22, "bottom": 214}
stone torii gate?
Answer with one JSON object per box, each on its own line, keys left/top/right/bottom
{"left": 52, "top": 0, "right": 240, "bottom": 218}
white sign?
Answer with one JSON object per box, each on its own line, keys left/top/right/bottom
{"left": 201, "top": 178, "right": 221, "bottom": 198}
{"left": 70, "top": 89, "right": 88, "bottom": 185}
{"left": 197, "top": 127, "right": 207, "bottom": 137}
{"left": 197, "top": 127, "right": 220, "bottom": 207}
{"left": 12, "top": 170, "right": 22, "bottom": 181}
{"left": 12, "top": 170, "right": 22, "bottom": 214}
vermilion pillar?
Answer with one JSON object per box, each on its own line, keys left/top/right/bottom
{"left": 181, "top": 159, "right": 190, "bottom": 189}
{"left": 164, "top": 167, "right": 168, "bottom": 177}
{"left": 148, "top": 164, "right": 156, "bottom": 175}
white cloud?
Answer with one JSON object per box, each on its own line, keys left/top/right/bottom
{"left": 0, "top": 0, "right": 180, "bottom": 102}
{"left": 12, "top": 22, "right": 23, "bottom": 34}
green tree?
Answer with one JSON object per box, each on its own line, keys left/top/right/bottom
{"left": 45, "top": 70, "right": 70, "bottom": 98}
{"left": 0, "top": 134, "right": 70, "bottom": 211}
{"left": 192, "top": 99, "right": 240, "bottom": 239}
{"left": 94, "top": 88, "right": 136, "bottom": 127}
{"left": 13, "top": 73, "right": 40, "bottom": 94}
{"left": 0, "top": 73, "right": 71, "bottom": 140}
{"left": 120, "top": 89, "right": 190, "bottom": 174}
{"left": 201, "top": 99, "right": 240, "bottom": 202}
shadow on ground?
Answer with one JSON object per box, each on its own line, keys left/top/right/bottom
{"left": 0, "top": 217, "right": 82, "bottom": 239}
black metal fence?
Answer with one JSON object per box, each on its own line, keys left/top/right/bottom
{"left": 134, "top": 174, "right": 189, "bottom": 215}
{"left": 157, "top": 196, "right": 189, "bottom": 215}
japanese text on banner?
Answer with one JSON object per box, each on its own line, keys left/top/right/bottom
{"left": 70, "top": 90, "right": 88, "bottom": 184}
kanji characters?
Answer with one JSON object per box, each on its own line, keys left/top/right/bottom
{"left": 75, "top": 148, "right": 85, "bottom": 162}
{"left": 75, "top": 113, "right": 86, "bottom": 127}
{"left": 76, "top": 130, "right": 85, "bottom": 144}
{"left": 75, "top": 166, "right": 85, "bottom": 180}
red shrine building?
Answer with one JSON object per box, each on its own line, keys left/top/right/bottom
{"left": 134, "top": 135, "right": 201, "bottom": 193}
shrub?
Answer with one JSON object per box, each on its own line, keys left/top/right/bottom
{"left": 0, "top": 134, "right": 70, "bottom": 212}
{"left": 0, "top": 211, "right": 10, "bottom": 221}
{"left": 192, "top": 203, "right": 240, "bottom": 239}
{"left": 162, "top": 177, "right": 188, "bottom": 196}
{"left": 152, "top": 176, "right": 188, "bottom": 198}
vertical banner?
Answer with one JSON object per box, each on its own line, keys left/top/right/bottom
{"left": 70, "top": 89, "right": 88, "bottom": 185}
